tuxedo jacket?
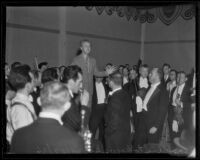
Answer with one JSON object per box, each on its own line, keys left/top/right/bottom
{"left": 11, "top": 118, "right": 85, "bottom": 153}
{"left": 143, "top": 83, "right": 169, "bottom": 130}
{"left": 62, "top": 95, "right": 90, "bottom": 132}
{"left": 162, "top": 76, "right": 171, "bottom": 88}
{"left": 170, "top": 83, "right": 192, "bottom": 129}
{"left": 104, "top": 89, "right": 132, "bottom": 151}
{"left": 123, "top": 79, "right": 139, "bottom": 115}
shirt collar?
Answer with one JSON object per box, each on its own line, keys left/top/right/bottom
{"left": 109, "top": 87, "right": 122, "bottom": 96}
{"left": 151, "top": 82, "right": 160, "bottom": 88}
{"left": 68, "top": 89, "right": 74, "bottom": 98}
{"left": 39, "top": 111, "right": 63, "bottom": 125}
{"left": 14, "top": 92, "right": 30, "bottom": 101}
{"left": 177, "top": 82, "right": 185, "bottom": 88}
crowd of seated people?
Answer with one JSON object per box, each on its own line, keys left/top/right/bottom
{"left": 5, "top": 61, "right": 196, "bottom": 155}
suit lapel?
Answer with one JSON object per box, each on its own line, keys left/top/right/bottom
{"left": 147, "top": 85, "right": 161, "bottom": 106}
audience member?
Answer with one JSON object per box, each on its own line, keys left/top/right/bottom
{"left": 41, "top": 67, "right": 59, "bottom": 84}
{"left": 6, "top": 65, "right": 36, "bottom": 145}
{"left": 10, "top": 81, "right": 85, "bottom": 153}
{"left": 162, "top": 63, "right": 171, "bottom": 86}
{"left": 38, "top": 62, "right": 48, "bottom": 73}
{"left": 134, "top": 68, "right": 168, "bottom": 149}
{"left": 61, "top": 65, "right": 90, "bottom": 132}
{"left": 104, "top": 71, "right": 132, "bottom": 153}
{"left": 89, "top": 76, "right": 108, "bottom": 150}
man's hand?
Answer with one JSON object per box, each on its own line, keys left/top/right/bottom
{"left": 149, "top": 127, "right": 157, "bottom": 134}
{"left": 105, "top": 65, "right": 117, "bottom": 75}
{"left": 80, "top": 89, "right": 89, "bottom": 106}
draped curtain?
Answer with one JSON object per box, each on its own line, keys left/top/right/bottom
{"left": 85, "top": 5, "right": 195, "bottom": 25}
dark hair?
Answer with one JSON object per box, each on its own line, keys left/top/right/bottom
{"left": 11, "top": 62, "right": 21, "bottom": 70}
{"left": 40, "top": 81, "right": 70, "bottom": 109}
{"left": 178, "top": 71, "right": 186, "bottom": 76}
{"left": 162, "top": 63, "right": 171, "bottom": 69}
{"left": 38, "top": 62, "right": 48, "bottom": 70}
{"left": 108, "top": 71, "right": 122, "bottom": 86}
{"left": 8, "top": 65, "right": 32, "bottom": 91}
{"left": 61, "top": 65, "right": 82, "bottom": 83}
{"left": 106, "top": 63, "right": 112, "bottom": 67}
{"left": 140, "top": 64, "right": 149, "bottom": 69}
{"left": 170, "top": 69, "right": 177, "bottom": 75}
{"left": 58, "top": 65, "right": 66, "bottom": 72}
{"left": 41, "top": 67, "right": 58, "bottom": 84}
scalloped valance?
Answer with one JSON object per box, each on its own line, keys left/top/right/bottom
{"left": 85, "top": 5, "right": 195, "bottom": 25}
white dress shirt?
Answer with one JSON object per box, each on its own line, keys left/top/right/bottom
{"left": 6, "top": 93, "right": 36, "bottom": 143}
{"left": 136, "top": 96, "right": 143, "bottom": 112}
{"left": 123, "top": 77, "right": 129, "bottom": 85}
{"left": 172, "top": 83, "right": 185, "bottom": 107}
{"left": 95, "top": 82, "right": 106, "bottom": 104}
{"left": 142, "top": 82, "right": 160, "bottom": 111}
{"left": 139, "top": 77, "right": 149, "bottom": 89}
{"left": 39, "top": 112, "right": 63, "bottom": 125}
{"left": 164, "top": 74, "right": 169, "bottom": 82}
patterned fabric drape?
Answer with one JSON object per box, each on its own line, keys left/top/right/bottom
{"left": 85, "top": 5, "right": 195, "bottom": 25}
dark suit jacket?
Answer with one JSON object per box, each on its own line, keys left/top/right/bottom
{"left": 62, "top": 95, "right": 90, "bottom": 132}
{"left": 11, "top": 118, "right": 85, "bottom": 153}
{"left": 144, "top": 83, "right": 169, "bottom": 133}
{"left": 162, "top": 76, "right": 171, "bottom": 88}
{"left": 104, "top": 89, "right": 132, "bottom": 152}
{"left": 123, "top": 79, "right": 139, "bottom": 115}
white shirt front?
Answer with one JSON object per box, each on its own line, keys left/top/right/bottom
{"left": 164, "top": 74, "right": 169, "bottom": 82}
{"left": 123, "top": 77, "right": 129, "bottom": 85}
{"left": 7, "top": 92, "right": 36, "bottom": 143}
{"left": 143, "top": 82, "right": 160, "bottom": 111}
{"left": 136, "top": 96, "right": 143, "bottom": 112}
{"left": 95, "top": 82, "right": 106, "bottom": 104}
{"left": 172, "top": 83, "right": 185, "bottom": 107}
{"left": 39, "top": 112, "right": 63, "bottom": 125}
{"left": 139, "top": 77, "right": 149, "bottom": 89}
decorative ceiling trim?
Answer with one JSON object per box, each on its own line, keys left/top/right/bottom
{"left": 85, "top": 5, "right": 195, "bottom": 25}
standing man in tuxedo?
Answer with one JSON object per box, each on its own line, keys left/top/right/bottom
{"left": 104, "top": 71, "right": 132, "bottom": 153}
{"left": 61, "top": 65, "right": 90, "bottom": 132}
{"left": 162, "top": 63, "right": 171, "bottom": 87}
{"left": 169, "top": 71, "right": 192, "bottom": 149}
{"left": 11, "top": 81, "right": 85, "bottom": 153}
{"left": 134, "top": 68, "right": 169, "bottom": 148}
{"left": 138, "top": 64, "right": 150, "bottom": 90}
{"left": 89, "top": 76, "right": 108, "bottom": 149}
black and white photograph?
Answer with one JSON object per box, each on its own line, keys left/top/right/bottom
{"left": 2, "top": 1, "right": 198, "bottom": 158}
